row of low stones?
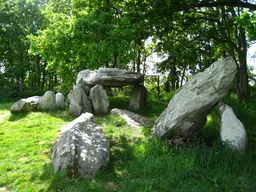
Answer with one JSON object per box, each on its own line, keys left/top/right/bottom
{"left": 10, "top": 84, "right": 111, "bottom": 115}
{"left": 10, "top": 91, "right": 65, "bottom": 113}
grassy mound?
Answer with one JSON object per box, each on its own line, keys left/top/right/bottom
{"left": 1, "top": 92, "right": 256, "bottom": 192}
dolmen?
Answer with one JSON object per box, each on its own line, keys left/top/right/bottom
{"left": 153, "top": 57, "right": 247, "bottom": 152}
{"left": 68, "top": 68, "right": 148, "bottom": 116}
{"left": 10, "top": 91, "right": 66, "bottom": 113}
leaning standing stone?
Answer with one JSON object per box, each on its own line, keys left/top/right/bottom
{"left": 219, "top": 102, "right": 247, "bottom": 152}
{"left": 52, "top": 113, "right": 109, "bottom": 179}
{"left": 56, "top": 93, "right": 66, "bottom": 110}
{"left": 154, "top": 57, "right": 237, "bottom": 139}
{"left": 89, "top": 85, "right": 109, "bottom": 114}
{"left": 128, "top": 84, "right": 148, "bottom": 111}
{"left": 38, "top": 91, "right": 56, "bottom": 111}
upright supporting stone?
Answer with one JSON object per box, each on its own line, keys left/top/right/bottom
{"left": 89, "top": 85, "right": 109, "bottom": 114}
{"left": 128, "top": 84, "right": 148, "bottom": 111}
{"left": 68, "top": 85, "right": 92, "bottom": 116}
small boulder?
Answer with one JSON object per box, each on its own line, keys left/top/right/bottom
{"left": 10, "top": 96, "right": 41, "bottom": 114}
{"left": 89, "top": 85, "right": 109, "bottom": 114}
{"left": 38, "top": 91, "right": 56, "bottom": 111}
{"left": 111, "top": 108, "right": 153, "bottom": 129}
{"left": 219, "top": 102, "right": 247, "bottom": 152}
{"left": 69, "top": 85, "right": 92, "bottom": 116}
{"left": 56, "top": 93, "right": 66, "bottom": 110}
{"left": 128, "top": 84, "right": 148, "bottom": 111}
{"left": 52, "top": 113, "right": 109, "bottom": 179}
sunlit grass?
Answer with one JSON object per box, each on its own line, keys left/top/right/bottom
{"left": 1, "top": 94, "right": 256, "bottom": 191}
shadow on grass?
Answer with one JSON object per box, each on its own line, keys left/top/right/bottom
{"left": 32, "top": 135, "right": 256, "bottom": 192}
{"left": 47, "top": 110, "right": 76, "bottom": 123}
{"left": 8, "top": 112, "right": 29, "bottom": 121}
{"left": 36, "top": 136, "right": 139, "bottom": 192}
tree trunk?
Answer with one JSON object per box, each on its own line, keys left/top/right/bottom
{"left": 237, "top": 27, "right": 250, "bottom": 101}
{"left": 41, "top": 62, "right": 47, "bottom": 90}
{"left": 113, "top": 52, "right": 118, "bottom": 68}
{"left": 137, "top": 47, "right": 141, "bottom": 73}
{"left": 180, "top": 64, "right": 186, "bottom": 87}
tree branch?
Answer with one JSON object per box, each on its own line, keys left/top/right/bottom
{"left": 176, "top": 1, "right": 256, "bottom": 12}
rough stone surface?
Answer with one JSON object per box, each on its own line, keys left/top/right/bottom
{"left": 56, "top": 93, "right": 66, "bottom": 110}
{"left": 10, "top": 96, "right": 41, "bottom": 114}
{"left": 89, "top": 85, "right": 109, "bottom": 114}
{"left": 128, "top": 84, "right": 148, "bottom": 111}
{"left": 69, "top": 85, "right": 92, "bottom": 116}
{"left": 76, "top": 68, "right": 144, "bottom": 87}
{"left": 52, "top": 113, "right": 109, "bottom": 179}
{"left": 38, "top": 91, "right": 56, "bottom": 111}
{"left": 154, "top": 57, "right": 237, "bottom": 138}
{"left": 111, "top": 108, "right": 153, "bottom": 129}
{"left": 219, "top": 102, "right": 247, "bottom": 152}
{"left": 77, "top": 78, "right": 90, "bottom": 95}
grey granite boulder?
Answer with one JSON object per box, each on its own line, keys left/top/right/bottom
{"left": 154, "top": 57, "right": 237, "bottom": 138}
{"left": 76, "top": 68, "right": 144, "bottom": 87}
{"left": 111, "top": 108, "right": 153, "bottom": 129}
{"left": 38, "top": 91, "right": 56, "bottom": 111}
{"left": 128, "top": 84, "right": 148, "bottom": 111}
{"left": 89, "top": 85, "right": 109, "bottom": 114}
{"left": 52, "top": 113, "right": 109, "bottom": 179}
{"left": 68, "top": 85, "right": 92, "bottom": 116}
{"left": 219, "top": 102, "right": 247, "bottom": 152}
{"left": 77, "top": 78, "right": 90, "bottom": 96}
{"left": 56, "top": 93, "right": 66, "bottom": 110}
{"left": 10, "top": 96, "right": 41, "bottom": 114}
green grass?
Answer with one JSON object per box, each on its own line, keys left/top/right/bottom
{"left": 1, "top": 94, "right": 256, "bottom": 192}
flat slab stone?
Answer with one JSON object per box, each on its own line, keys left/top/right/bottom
{"left": 111, "top": 108, "right": 153, "bottom": 129}
{"left": 10, "top": 96, "right": 41, "bottom": 114}
{"left": 76, "top": 68, "right": 144, "bottom": 87}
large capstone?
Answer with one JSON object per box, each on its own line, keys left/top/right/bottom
{"left": 52, "top": 113, "right": 109, "bottom": 179}
{"left": 154, "top": 57, "right": 237, "bottom": 138}
{"left": 10, "top": 96, "right": 41, "bottom": 114}
{"left": 89, "top": 85, "right": 109, "bottom": 114}
{"left": 68, "top": 85, "right": 92, "bottom": 116}
{"left": 76, "top": 68, "right": 144, "bottom": 87}
{"left": 219, "top": 102, "right": 247, "bottom": 152}
{"left": 128, "top": 84, "right": 148, "bottom": 111}
{"left": 38, "top": 91, "right": 56, "bottom": 111}
{"left": 56, "top": 93, "right": 66, "bottom": 110}
{"left": 111, "top": 108, "right": 153, "bottom": 129}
